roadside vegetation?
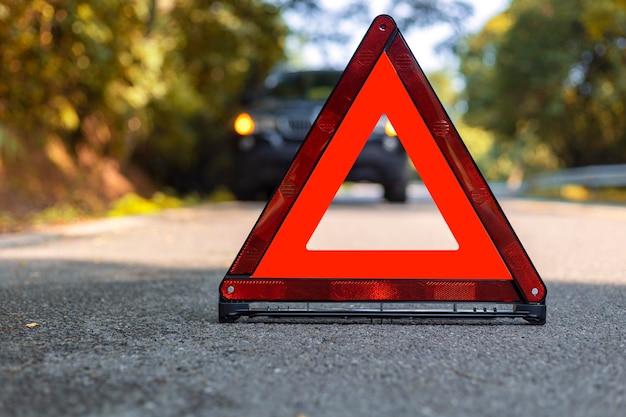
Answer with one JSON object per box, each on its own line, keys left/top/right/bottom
{"left": 458, "top": 0, "right": 626, "bottom": 173}
{"left": 1, "top": 0, "right": 625, "bottom": 232}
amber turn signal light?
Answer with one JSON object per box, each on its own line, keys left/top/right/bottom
{"left": 384, "top": 119, "right": 397, "bottom": 136}
{"left": 234, "top": 113, "right": 255, "bottom": 136}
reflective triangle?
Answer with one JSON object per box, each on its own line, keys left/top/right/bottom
{"left": 220, "top": 15, "right": 546, "bottom": 309}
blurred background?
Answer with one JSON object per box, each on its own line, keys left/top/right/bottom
{"left": 1, "top": 0, "right": 625, "bottom": 230}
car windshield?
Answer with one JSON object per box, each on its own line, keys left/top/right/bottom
{"left": 264, "top": 71, "right": 341, "bottom": 101}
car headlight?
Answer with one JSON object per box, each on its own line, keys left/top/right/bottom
{"left": 234, "top": 113, "right": 255, "bottom": 136}
{"left": 384, "top": 119, "right": 397, "bottom": 137}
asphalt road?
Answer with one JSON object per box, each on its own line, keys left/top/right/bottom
{"left": 1, "top": 196, "right": 625, "bottom": 417}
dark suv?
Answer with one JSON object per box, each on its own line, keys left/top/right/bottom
{"left": 230, "top": 70, "right": 408, "bottom": 202}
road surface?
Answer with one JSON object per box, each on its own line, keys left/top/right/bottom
{"left": 1, "top": 197, "right": 624, "bottom": 417}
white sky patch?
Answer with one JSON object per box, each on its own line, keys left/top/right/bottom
{"left": 287, "top": 0, "right": 511, "bottom": 72}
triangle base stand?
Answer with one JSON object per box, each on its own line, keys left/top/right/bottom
{"left": 219, "top": 297, "right": 546, "bottom": 325}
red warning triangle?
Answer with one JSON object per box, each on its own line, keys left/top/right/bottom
{"left": 219, "top": 15, "right": 546, "bottom": 322}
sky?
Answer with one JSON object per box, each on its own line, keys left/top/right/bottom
{"left": 404, "top": 0, "right": 511, "bottom": 71}
{"left": 293, "top": 0, "right": 511, "bottom": 72}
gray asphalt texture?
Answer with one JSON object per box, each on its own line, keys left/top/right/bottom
{"left": 1, "top": 200, "right": 625, "bottom": 417}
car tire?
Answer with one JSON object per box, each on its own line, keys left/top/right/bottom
{"left": 383, "top": 181, "right": 407, "bottom": 203}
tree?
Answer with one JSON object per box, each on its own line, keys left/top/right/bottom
{"left": 0, "top": 0, "right": 474, "bottom": 217}
{"left": 0, "top": 0, "right": 286, "bottom": 210}
{"left": 459, "top": 0, "right": 626, "bottom": 168}
{"left": 131, "top": 0, "right": 287, "bottom": 192}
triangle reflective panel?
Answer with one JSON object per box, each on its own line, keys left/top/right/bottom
{"left": 219, "top": 15, "right": 546, "bottom": 324}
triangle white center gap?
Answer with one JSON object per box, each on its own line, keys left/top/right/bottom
{"left": 306, "top": 199, "right": 459, "bottom": 251}
{"left": 305, "top": 116, "right": 459, "bottom": 251}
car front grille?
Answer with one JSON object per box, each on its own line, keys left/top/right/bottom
{"left": 277, "top": 115, "right": 313, "bottom": 140}
{"left": 289, "top": 117, "right": 312, "bottom": 133}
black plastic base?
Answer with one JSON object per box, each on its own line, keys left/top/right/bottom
{"left": 219, "top": 298, "right": 546, "bottom": 325}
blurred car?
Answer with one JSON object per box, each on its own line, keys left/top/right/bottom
{"left": 230, "top": 69, "right": 408, "bottom": 202}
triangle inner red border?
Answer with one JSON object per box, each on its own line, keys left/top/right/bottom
{"left": 252, "top": 55, "right": 511, "bottom": 280}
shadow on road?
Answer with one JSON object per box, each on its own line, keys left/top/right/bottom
{"left": 1, "top": 258, "right": 625, "bottom": 417}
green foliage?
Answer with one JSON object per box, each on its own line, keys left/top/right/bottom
{"left": 0, "top": 211, "right": 18, "bottom": 233}
{"left": 0, "top": 125, "right": 19, "bottom": 160}
{"left": 427, "top": 68, "right": 558, "bottom": 180}
{"left": 0, "top": 0, "right": 286, "bottom": 192}
{"left": 108, "top": 193, "right": 160, "bottom": 217}
{"left": 135, "top": 0, "right": 287, "bottom": 191}
{"left": 107, "top": 191, "right": 185, "bottom": 217}
{"left": 0, "top": 0, "right": 476, "bottom": 204}
{"left": 29, "top": 202, "right": 87, "bottom": 225}
{"left": 207, "top": 186, "right": 235, "bottom": 202}
{"left": 527, "top": 184, "right": 626, "bottom": 203}
{"left": 1, "top": 202, "right": 87, "bottom": 232}
{"left": 459, "top": 0, "right": 626, "bottom": 168}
